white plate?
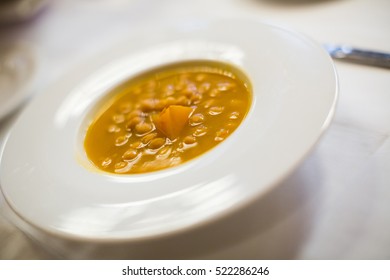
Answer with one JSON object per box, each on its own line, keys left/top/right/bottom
{"left": 0, "top": 19, "right": 337, "bottom": 252}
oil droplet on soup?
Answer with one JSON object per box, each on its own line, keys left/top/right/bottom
{"left": 84, "top": 61, "right": 252, "bottom": 174}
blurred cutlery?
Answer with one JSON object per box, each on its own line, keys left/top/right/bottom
{"left": 324, "top": 44, "right": 390, "bottom": 69}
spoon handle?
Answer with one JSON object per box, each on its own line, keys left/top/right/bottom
{"left": 324, "top": 45, "right": 390, "bottom": 69}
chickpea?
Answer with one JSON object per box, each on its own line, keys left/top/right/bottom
{"left": 193, "top": 125, "right": 208, "bottom": 137}
{"left": 183, "top": 135, "right": 196, "bottom": 145}
{"left": 101, "top": 157, "right": 112, "bottom": 168}
{"left": 126, "top": 117, "right": 144, "bottom": 131}
{"left": 149, "top": 138, "right": 166, "bottom": 149}
{"left": 119, "top": 102, "right": 132, "bottom": 114}
{"left": 141, "top": 133, "right": 157, "bottom": 144}
{"left": 107, "top": 124, "right": 120, "bottom": 133}
{"left": 155, "top": 99, "right": 167, "bottom": 110}
{"left": 130, "top": 141, "right": 143, "bottom": 149}
{"left": 122, "top": 149, "right": 138, "bottom": 161}
{"left": 229, "top": 111, "right": 240, "bottom": 120}
{"left": 202, "top": 99, "right": 215, "bottom": 109}
{"left": 156, "top": 146, "right": 172, "bottom": 160}
{"left": 127, "top": 109, "right": 143, "bottom": 119}
{"left": 165, "top": 97, "right": 176, "bottom": 106}
{"left": 114, "top": 161, "right": 128, "bottom": 170}
{"left": 112, "top": 114, "right": 125, "bottom": 124}
{"left": 163, "top": 84, "right": 175, "bottom": 96}
{"left": 183, "top": 83, "right": 197, "bottom": 95}
{"left": 208, "top": 106, "right": 224, "bottom": 115}
{"left": 217, "top": 82, "right": 235, "bottom": 91}
{"left": 191, "top": 93, "right": 202, "bottom": 104}
{"left": 115, "top": 135, "right": 128, "bottom": 146}
{"left": 208, "top": 89, "right": 220, "bottom": 98}
{"left": 176, "top": 96, "right": 191, "bottom": 106}
{"left": 198, "top": 82, "right": 211, "bottom": 94}
{"left": 215, "top": 129, "right": 229, "bottom": 142}
{"left": 189, "top": 113, "right": 205, "bottom": 126}
{"left": 140, "top": 99, "right": 157, "bottom": 111}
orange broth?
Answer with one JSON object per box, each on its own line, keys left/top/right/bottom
{"left": 84, "top": 61, "right": 252, "bottom": 174}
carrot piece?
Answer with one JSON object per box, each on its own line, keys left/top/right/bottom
{"left": 154, "top": 105, "right": 194, "bottom": 139}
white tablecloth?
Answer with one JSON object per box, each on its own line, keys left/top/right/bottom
{"left": 1, "top": 0, "right": 389, "bottom": 259}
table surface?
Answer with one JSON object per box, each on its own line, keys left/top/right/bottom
{"left": 0, "top": 0, "right": 389, "bottom": 259}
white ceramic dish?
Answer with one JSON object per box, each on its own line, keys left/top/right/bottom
{"left": 0, "top": 19, "right": 337, "bottom": 258}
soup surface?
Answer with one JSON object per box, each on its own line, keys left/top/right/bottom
{"left": 84, "top": 61, "right": 251, "bottom": 174}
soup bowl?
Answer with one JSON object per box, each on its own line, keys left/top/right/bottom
{"left": 0, "top": 18, "right": 337, "bottom": 259}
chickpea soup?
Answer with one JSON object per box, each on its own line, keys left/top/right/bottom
{"left": 84, "top": 61, "right": 252, "bottom": 174}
